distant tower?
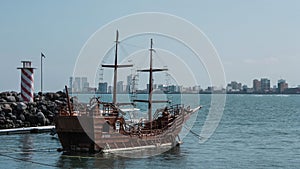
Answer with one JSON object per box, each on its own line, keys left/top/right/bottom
{"left": 117, "top": 81, "right": 124, "bottom": 93}
{"left": 278, "top": 79, "right": 288, "bottom": 93}
{"left": 74, "top": 77, "right": 81, "bottom": 92}
{"left": 261, "top": 78, "right": 270, "bottom": 92}
{"left": 69, "top": 76, "right": 73, "bottom": 93}
{"left": 17, "top": 61, "right": 36, "bottom": 102}
{"left": 253, "top": 79, "right": 261, "bottom": 92}
{"left": 130, "top": 73, "right": 139, "bottom": 102}
{"left": 99, "top": 68, "right": 104, "bottom": 83}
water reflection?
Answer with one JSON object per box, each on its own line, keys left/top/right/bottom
{"left": 19, "top": 134, "right": 33, "bottom": 160}
{"left": 56, "top": 146, "right": 183, "bottom": 169}
{"left": 56, "top": 152, "right": 124, "bottom": 168}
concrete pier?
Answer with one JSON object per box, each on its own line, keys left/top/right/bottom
{"left": 0, "top": 125, "right": 55, "bottom": 135}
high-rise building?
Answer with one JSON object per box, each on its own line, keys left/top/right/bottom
{"left": 168, "top": 85, "right": 176, "bottom": 93}
{"left": 153, "top": 84, "right": 157, "bottom": 90}
{"left": 253, "top": 79, "right": 261, "bottom": 92}
{"left": 192, "top": 85, "right": 201, "bottom": 92}
{"left": 108, "top": 86, "right": 112, "bottom": 94}
{"left": 227, "top": 81, "right": 242, "bottom": 92}
{"left": 157, "top": 84, "right": 164, "bottom": 90}
{"left": 126, "top": 75, "right": 133, "bottom": 93}
{"left": 278, "top": 79, "right": 288, "bottom": 93}
{"left": 261, "top": 78, "right": 270, "bottom": 92}
{"left": 70, "top": 77, "right": 90, "bottom": 92}
{"left": 98, "top": 82, "right": 108, "bottom": 93}
{"left": 117, "top": 81, "right": 124, "bottom": 93}
{"left": 231, "top": 81, "right": 238, "bottom": 90}
{"left": 81, "top": 77, "right": 89, "bottom": 92}
{"left": 69, "top": 77, "right": 73, "bottom": 91}
{"left": 242, "top": 85, "right": 248, "bottom": 92}
{"left": 146, "top": 84, "right": 150, "bottom": 92}
{"left": 74, "top": 77, "right": 81, "bottom": 92}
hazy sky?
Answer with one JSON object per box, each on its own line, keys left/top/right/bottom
{"left": 0, "top": 0, "right": 299, "bottom": 91}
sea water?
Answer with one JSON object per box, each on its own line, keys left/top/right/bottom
{"left": 0, "top": 94, "right": 299, "bottom": 169}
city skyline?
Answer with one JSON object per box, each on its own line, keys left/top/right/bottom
{"left": 69, "top": 75, "right": 298, "bottom": 94}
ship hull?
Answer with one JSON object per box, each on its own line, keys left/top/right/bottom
{"left": 55, "top": 112, "right": 186, "bottom": 153}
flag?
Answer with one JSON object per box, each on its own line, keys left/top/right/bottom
{"left": 41, "top": 52, "right": 45, "bottom": 58}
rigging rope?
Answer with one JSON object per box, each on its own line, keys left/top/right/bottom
{"left": 0, "top": 148, "right": 114, "bottom": 169}
{"left": 184, "top": 125, "right": 205, "bottom": 140}
{"left": 0, "top": 152, "right": 59, "bottom": 168}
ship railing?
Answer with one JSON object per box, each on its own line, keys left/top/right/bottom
{"left": 127, "top": 128, "right": 165, "bottom": 137}
{"left": 152, "top": 104, "right": 183, "bottom": 120}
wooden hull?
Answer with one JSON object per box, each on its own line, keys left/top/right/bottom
{"left": 55, "top": 112, "right": 187, "bottom": 153}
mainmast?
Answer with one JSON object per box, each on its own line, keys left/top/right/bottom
{"left": 102, "top": 30, "right": 132, "bottom": 105}
{"left": 148, "top": 39, "right": 154, "bottom": 122}
{"left": 113, "top": 30, "right": 119, "bottom": 105}
{"left": 134, "top": 39, "right": 168, "bottom": 128}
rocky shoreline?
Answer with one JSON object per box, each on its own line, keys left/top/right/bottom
{"left": 0, "top": 91, "right": 67, "bottom": 129}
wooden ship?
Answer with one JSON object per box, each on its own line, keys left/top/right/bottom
{"left": 55, "top": 31, "right": 201, "bottom": 153}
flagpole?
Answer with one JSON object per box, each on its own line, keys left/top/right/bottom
{"left": 41, "top": 53, "right": 44, "bottom": 93}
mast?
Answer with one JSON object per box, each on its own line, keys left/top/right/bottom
{"left": 113, "top": 30, "right": 119, "bottom": 105}
{"left": 134, "top": 38, "right": 168, "bottom": 126}
{"left": 148, "top": 39, "right": 154, "bottom": 123}
{"left": 102, "top": 30, "right": 133, "bottom": 105}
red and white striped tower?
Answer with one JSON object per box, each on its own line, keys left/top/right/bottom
{"left": 17, "top": 61, "right": 36, "bottom": 102}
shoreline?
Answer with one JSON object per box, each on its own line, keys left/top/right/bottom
{"left": 0, "top": 91, "right": 67, "bottom": 130}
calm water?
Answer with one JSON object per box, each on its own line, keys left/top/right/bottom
{"left": 0, "top": 94, "right": 299, "bottom": 169}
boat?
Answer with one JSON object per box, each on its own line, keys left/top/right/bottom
{"left": 55, "top": 31, "right": 201, "bottom": 153}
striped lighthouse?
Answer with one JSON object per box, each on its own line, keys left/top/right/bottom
{"left": 17, "top": 61, "right": 36, "bottom": 102}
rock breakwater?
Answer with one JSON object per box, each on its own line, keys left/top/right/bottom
{"left": 0, "top": 91, "right": 67, "bottom": 129}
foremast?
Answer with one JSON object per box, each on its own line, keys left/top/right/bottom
{"left": 102, "top": 30, "right": 133, "bottom": 105}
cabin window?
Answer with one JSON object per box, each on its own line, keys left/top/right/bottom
{"left": 115, "top": 121, "right": 120, "bottom": 132}
{"left": 103, "top": 123, "right": 110, "bottom": 133}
